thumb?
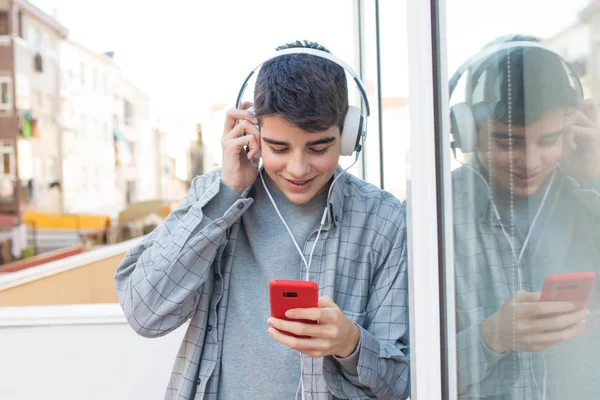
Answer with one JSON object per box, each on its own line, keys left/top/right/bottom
{"left": 318, "top": 295, "right": 336, "bottom": 308}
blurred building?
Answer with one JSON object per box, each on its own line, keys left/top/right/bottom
{"left": 187, "top": 123, "right": 204, "bottom": 179}
{"left": 152, "top": 119, "right": 188, "bottom": 203}
{"left": 115, "top": 78, "right": 154, "bottom": 206}
{"left": 0, "top": 0, "right": 67, "bottom": 216}
{"left": 59, "top": 39, "right": 121, "bottom": 216}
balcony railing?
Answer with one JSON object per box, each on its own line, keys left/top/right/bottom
{"left": 0, "top": 236, "right": 190, "bottom": 400}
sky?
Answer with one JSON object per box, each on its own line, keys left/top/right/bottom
{"left": 30, "top": 0, "right": 590, "bottom": 110}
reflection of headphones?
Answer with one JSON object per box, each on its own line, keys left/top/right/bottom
{"left": 449, "top": 41, "right": 584, "bottom": 153}
{"left": 235, "top": 47, "right": 371, "bottom": 157}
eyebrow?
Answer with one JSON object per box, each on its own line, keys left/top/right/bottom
{"left": 262, "top": 136, "right": 337, "bottom": 146}
{"left": 490, "top": 130, "right": 563, "bottom": 140}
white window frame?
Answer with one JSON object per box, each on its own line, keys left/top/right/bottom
{"left": 405, "top": 0, "right": 457, "bottom": 398}
{"left": 0, "top": 76, "right": 13, "bottom": 111}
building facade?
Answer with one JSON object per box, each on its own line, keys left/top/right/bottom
{"left": 0, "top": 0, "right": 67, "bottom": 216}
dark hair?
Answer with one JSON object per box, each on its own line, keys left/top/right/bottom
{"left": 469, "top": 34, "right": 581, "bottom": 126}
{"left": 253, "top": 40, "right": 348, "bottom": 132}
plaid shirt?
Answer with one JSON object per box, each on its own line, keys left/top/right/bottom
{"left": 453, "top": 162, "right": 600, "bottom": 399}
{"left": 115, "top": 166, "right": 410, "bottom": 400}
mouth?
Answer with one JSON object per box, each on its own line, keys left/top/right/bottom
{"left": 283, "top": 176, "right": 317, "bottom": 190}
{"left": 510, "top": 171, "right": 541, "bottom": 185}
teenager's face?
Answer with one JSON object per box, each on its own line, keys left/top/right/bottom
{"left": 476, "top": 108, "right": 567, "bottom": 197}
{"left": 260, "top": 115, "right": 341, "bottom": 205}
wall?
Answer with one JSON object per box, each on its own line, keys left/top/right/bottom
{"left": 0, "top": 237, "right": 142, "bottom": 306}
{"left": 0, "top": 304, "right": 187, "bottom": 400}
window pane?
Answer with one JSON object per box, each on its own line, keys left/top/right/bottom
{"left": 3, "top": 153, "right": 10, "bottom": 175}
{"left": 443, "top": 1, "right": 600, "bottom": 398}
{"left": 0, "top": 12, "right": 8, "bottom": 36}
{"left": 1, "top": 81, "right": 8, "bottom": 104}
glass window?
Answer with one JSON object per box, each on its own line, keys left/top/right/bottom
{"left": 0, "top": 142, "right": 15, "bottom": 177}
{"left": 0, "top": 12, "right": 8, "bottom": 35}
{"left": 124, "top": 99, "right": 133, "bottom": 126}
{"left": 0, "top": 77, "right": 11, "bottom": 110}
{"left": 80, "top": 62, "right": 86, "bottom": 85}
{"left": 441, "top": 1, "right": 600, "bottom": 398}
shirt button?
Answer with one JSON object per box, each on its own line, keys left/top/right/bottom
{"left": 334, "top": 215, "right": 339, "bottom": 222}
{"left": 196, "top": 378, "right": 201, "bottom": 385}
{"left": 215, "top": 274, "right": 220, "bottom": 281}
{"left": 207, "top": 325, "right": 212, "bottom": 331}
{"left": 237, "top": 203, "right": 244, "bottom": 209}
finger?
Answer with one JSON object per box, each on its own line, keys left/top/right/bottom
{"left": 268, "top": 317, "right": 330, "bottom": 338}
{"left": 524, "top": 319, "right": 587, "bottom": 348}
{"left": 240, "top": 101, "right": 254, "bottom": 111}
{"left": 318, "top": 296, "right": 336, "bottom": 308}
{"left": 515, "top": 300, "right": 575, "bottom": 318}
{"left": 580, "top": 99, "right": 598, "bottom": 123}
{"left": 267, "top": 327, "right": 329, "bottom": 354}
{"left": 514, "top": 290, "right": 540, "bottom": 303}
{"left": 569, "top": 125, "right": 599, "bottom": 141}
{"left": 223, "top": 120, "right": 260, "bottom": 142}
{"left": 223, "top": 133, "right": 260, "bottom": 159}
{"left": 223, "top": 107, "right": 258, "bottom": 135}
{"left": 286, "top": 306, "right": 324, "bottom": 322}
{"left": 571, "top": 110, "right": 596, "bottom": 129}
{"left": 519, "top": 309, "right": 590, "bottom": 334}
{"left": 563, "top": 129, "right": 577, "bottom": 150}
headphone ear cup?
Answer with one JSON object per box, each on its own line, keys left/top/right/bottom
{"left": 341, "top": 106, "right": 363, "bottom": 156}
{"left": 450, "top": 102, "right": 477, "bottom": 153}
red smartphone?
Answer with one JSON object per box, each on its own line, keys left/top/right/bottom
{"left": 269, "top": 280, "right": 318, "bottom": 338}
{"left": 539, "top": 272, "right": 596, "bottom": 311}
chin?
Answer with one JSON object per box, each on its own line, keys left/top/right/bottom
{"left": 512, "top": 183, "right": 542, "bottom": 197}
{"left": 282, "top": 190, "right": 318, "bottom": 205}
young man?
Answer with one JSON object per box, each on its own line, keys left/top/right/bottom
{"left": 115, "top": 40, "right": 409, "bottom": 400}
{"left": 451, "top": 35, "right": 600, "bottom": 399}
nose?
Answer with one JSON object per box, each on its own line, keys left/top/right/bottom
{"left": 286, "top": 150, "right": 310, "bottom": 178}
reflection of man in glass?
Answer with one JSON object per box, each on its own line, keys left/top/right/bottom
{"left": 450, "top": 35, "right": 600, "bottom": 399}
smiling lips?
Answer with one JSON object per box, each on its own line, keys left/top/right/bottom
{"left": 288, "top": 178, "right": 312, "bottom": 184}
{"left": 284, "top": 176, "right": 316, "bottom": 188}
{"left": 511, "top": 171, "right": 541, "bottom": 185}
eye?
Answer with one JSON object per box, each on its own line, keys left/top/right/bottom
{"left": 269, "top": 147, "right": 288, "bottom": 154}
{"left": 494, "top": 140, "right": 510, "bottom": 149}
{"left": 495, "top": 139, "right": 524, "bottom": 149}
{"left": 309, "top": 147, "right": 329, "bottom": 155}
{"left": 539, "top": 138, "right": 559, "bottom": 147}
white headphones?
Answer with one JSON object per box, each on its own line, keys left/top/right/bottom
{"left": 449, "top": 41, "right": 584, "bottom": 153}
{"left": 235, "top": 47, "right": 371, "bottom": 157}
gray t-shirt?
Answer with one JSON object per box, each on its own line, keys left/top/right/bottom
{"left": 218, "top": 173, "right": 327, "bottom": 399}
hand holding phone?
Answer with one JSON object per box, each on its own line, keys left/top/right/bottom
{"left": 481, "top": 283, "right": 592, "bottom": 354}
{"left": 269, "top": 280, "right": 318, "bottom": 339}
{"left": 221, "top": 102, "right": 261, "bottom": 194}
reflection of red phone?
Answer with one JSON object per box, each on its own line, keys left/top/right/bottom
{"left": 539, "top": 272, "right": 596, "bottom": 311}
{"left": 269, "top": 280, "right": 318, "bottom": 338}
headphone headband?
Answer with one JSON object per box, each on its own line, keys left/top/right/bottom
{"left": 235, "top": 47, "right": 371, "bottom": 116}
{"left": 449, "top": 40, "right": 584, "bottom": 99}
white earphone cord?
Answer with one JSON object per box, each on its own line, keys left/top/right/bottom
{"left": 259, "top": 153, "right": 360, "bottom": 400}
